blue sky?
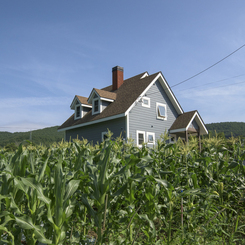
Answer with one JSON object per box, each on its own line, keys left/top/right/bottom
{"left": 1, "top": 1, "right": 245, "bottom": 132}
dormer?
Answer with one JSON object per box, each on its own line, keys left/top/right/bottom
{"left": 88, "top": 88, "right": 117, "bottom": 115}
{"left": 70, "top": 95, "right": 92, "bottom": 120}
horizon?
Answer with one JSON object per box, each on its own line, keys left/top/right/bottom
{"left": 2, "top": 122, "right": 245, "bottom": 134}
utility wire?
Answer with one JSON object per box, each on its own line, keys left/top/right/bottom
{"left": 177, "top": 74, "right": 245, "bottom": 92}
{"left": 178, "top": 80, "right": 245, "bottom": 93}
{"left": 171, "top": 44, "right": 245, "bottom": 88}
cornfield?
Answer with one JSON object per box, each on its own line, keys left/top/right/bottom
{"left": 0, "top": 135, "right": 245, "bottom": 244}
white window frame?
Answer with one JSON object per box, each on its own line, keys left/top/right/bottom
{"left": 146, "top": 132, "right": 155, "bottom": 145}
{"left": 142, "top": 97, "right": 150, "bottom": 108}
{"left": 92, "top": 98, "right": 101, "bottom": 115}
{"left": 136, "top": 130, "right": 145, "bottom": 147}
{"left": 156, "top": 102, "right": 167, "bottom": 120}
{"left": 74, "top": 104, "right": 81, "bottom": 120}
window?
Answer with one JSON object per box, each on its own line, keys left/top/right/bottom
{"left": 92, "top": 98, "right": 100, "bottom": 115}
{"left": 156, "top": 102, "right": 167, "bottom": 120}
{"left": 142, "top": 97, "right": 150, "bottom": 108}
{"left": 102, "top": 132, "right": 108, "bottom": 141}
{"left": 136, "top": 130, "right": 145, "bottom": 147}
{"left": 75, "top": 105, "right": 81, "bottom": 119}
{"left": 146, "top": 132, "right": 155, "bottom": 144}
{"left": 169, "top": 134, "right": 176, "bottom": 143}
{"left": 94, "top": 100, "right": 99, "bottom": 112}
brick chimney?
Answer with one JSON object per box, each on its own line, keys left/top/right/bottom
{"left": 112, "top": 66, "right": 124, "bottom": 91}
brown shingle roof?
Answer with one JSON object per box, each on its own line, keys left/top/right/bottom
{"left": 169, "top": 111, "right": 197, "bottom": 130}
{"left": 58, "top": 72, "right": 159, "bottom": 130}
{"left": 94, "top": 88, "right": 117, "bottom": 100}
{"left": 76, "top": 95, "right": 91, "bottom": 106}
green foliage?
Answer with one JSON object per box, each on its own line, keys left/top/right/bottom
{"left": 0, "top": 126, "right": 64, "bottom": 148}
{"left": 206, "top": 121, "right": 245, "bottom": 138}
{"left": 0, "top": 137, "right": 245, "bottom": 244}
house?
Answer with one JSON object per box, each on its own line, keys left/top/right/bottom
{"left": 58, "top": 66, "right": 208, "bottom": 147}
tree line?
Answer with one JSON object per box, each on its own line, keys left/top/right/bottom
{"left": 0, "top": 122, "right": 245, "bottom": 150}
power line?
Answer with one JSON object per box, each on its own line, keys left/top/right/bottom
{"left": 171, "top": 44, "right": 245, "bottom": 88}
{"left": 179, "top": 80, "right": 245, "bottom": 93}
{"left": 177, "top": 74, "right": 245, "bottom": 92}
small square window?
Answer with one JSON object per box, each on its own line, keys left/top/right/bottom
{"left": 142, "top": 97, "right": 150, "bottom": 108}
{"left": 148, "top": 134, "right": 153, "bottom": 142}
{"left": 146, "top": 132, "right": 155, "bottom": 144}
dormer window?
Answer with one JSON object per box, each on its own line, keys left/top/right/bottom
{"left": 75, "top": 104, "right": 81, "bottom": 119}
{"left": 71, "top": 95, "right": 92, "bottom": 120}
{"left": 94, "top": 100, "right": 99, "bottom": 112}
{"left": 92, "top": 98, "right": 101, "bottom": 115}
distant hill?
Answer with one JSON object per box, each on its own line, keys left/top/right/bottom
{"left": 1, "top": 122, "right": 245, "bottom": 149}
{"left": 206, "top": 122, "right": 245, "bottom": 138}
{"left": 0, "top": 126, "right": 64, "bottom": 148}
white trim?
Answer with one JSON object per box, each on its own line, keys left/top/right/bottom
{"left": 92, "top": 98, "right": 101, "bottom": 115}
{"left": 126, "top": 114, "right": 129, "bottom": 139}
{"left": 58, "top": 113, "right": 125, "bottom": 132}
{"left": 142, "top": 97, "right": 150, "bottom": 108}
{"left": 190, "top": 112, "right": 209, "bottom": 135}
{"left": 136, "top": 130, "right": 145, "bottom": 147}
{"left": 81, "top": 104, "right": 92, "bottom": 108}
{"left": 156, "top": 102, "right": 167, "bottom": 120}
{"left": 100, "top": 97, "right": 114, "bottom": 102}
{"left": 169, "top": 128, "right": 186, "bottom": 133}
{"left": 186, "top": 112, "right": 198, "bottom": 130}
{"left": 140, "top": 72, "right": 149, "bottom": 79}
{"left": 88, "top": 89, "right": 100, "bottom": 104}
{"left": 146, "top": 132, "right": 155, "bottom": 144}
{"left": 125, "top": 73, "right": 183, "bottom": 116}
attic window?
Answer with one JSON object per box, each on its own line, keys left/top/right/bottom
{"left": 142, "top": 97, "right": 150, "bottom": 108}
{"left": 156, "top": 102, "right": 167, "bottom": 120}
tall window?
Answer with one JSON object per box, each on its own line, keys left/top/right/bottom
{"left": 156, "top": 102, "right": 167, "bottom": 120}
{"left": 136, "top": 131, "right": 145, "bottom": 147}
{"left": 94, "top": 100, "right": 99, "bottom": 112}
{"left": 75, "top": 105, "right": 81, "bottom": 119}
{"left": 92, "top": 98, "right": 100, "bottom": 115}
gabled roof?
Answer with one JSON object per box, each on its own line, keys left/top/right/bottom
{"left": 87, "top": 88, "right": 117, "bottom": 103}
{"left": 58, "top": 71, "right": 184, "bottom": 131}
{"left": 169, "top": 110, "right": 208, "bottom": 135}
{"left": 70, "top": 95, "right": 91, "bottom": 109}
{"left": 77, "top": 95, "right": 91, "bottom": 106}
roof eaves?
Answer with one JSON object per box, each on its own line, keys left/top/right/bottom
{"left": 58, "top": 112, "right": 125, "bottom": 132}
